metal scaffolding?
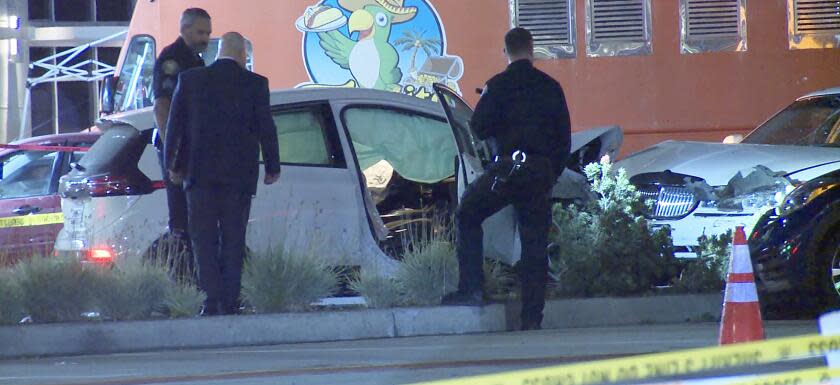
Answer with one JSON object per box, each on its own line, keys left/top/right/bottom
{"left": 18, "top": 30, "right": 126, "bottom": 140}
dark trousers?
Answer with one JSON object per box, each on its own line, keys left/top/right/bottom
{"left": 186, "top": 185, "right": 252, "bottom": 313}
{"left": 156, "top": 147, "right": 189, "bottom": 234}
{"left": 456, "top": 164, "right": 552, "bottom": 325}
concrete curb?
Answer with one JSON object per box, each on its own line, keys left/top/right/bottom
{"left": 0, "top": 293, "right": 722, "bottom": 359}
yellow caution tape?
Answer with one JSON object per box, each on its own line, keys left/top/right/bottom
{"left": 414, "top": 334, "right": 840, "bottom": 385}
{"left": 0, "top": 212, "right": 64, "bottom": 229}
{"left": 725, "top": 367, "right": 840, "bottom": 385}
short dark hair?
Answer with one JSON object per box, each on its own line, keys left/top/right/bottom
{"left": 180, "top": 8, "right": 211, "bottom": 30}
{"left": 505, "top": 27, "right": 533, "bottom": 57}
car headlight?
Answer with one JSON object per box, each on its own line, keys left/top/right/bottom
{"left": 777, "top": 180, "right": 838, "bottom": 216}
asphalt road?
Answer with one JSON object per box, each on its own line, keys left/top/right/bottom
{"left": 0, "top": 321, "right": 820, "bottom": 385}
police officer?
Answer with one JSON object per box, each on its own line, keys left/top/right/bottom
{"left": 442, "top": 28, "right": 571, "bottom": 331}
{"left": 152, "top": 8, "right": 211, "bottom": 241}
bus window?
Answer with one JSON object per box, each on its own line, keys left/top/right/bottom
{"left": 114, "top": 35, "right": 156, "bottom": 112}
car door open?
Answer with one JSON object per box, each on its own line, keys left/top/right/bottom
{"left": 433, "top": 83, "right": 521, "bottom": 264}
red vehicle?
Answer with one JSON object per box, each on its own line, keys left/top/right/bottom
{"left": 0, "top": 133, "right": 99, "bottom": 265}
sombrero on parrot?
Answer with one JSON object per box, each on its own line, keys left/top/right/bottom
{"left": 338, "top": 0, "right": 418, "bottom": 23}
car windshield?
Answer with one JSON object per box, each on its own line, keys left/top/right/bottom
{"left": 742, "top": 95, "right": 840, "bottom": 146}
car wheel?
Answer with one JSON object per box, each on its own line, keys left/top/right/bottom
{"left": 760, "top": 229, "right": 840, "bottom": 320}
{"left": 143, "top": 233, "right": 195, "bottom": 283}
{"left": 815, "top": 230, "right": 840, "bottom": 315}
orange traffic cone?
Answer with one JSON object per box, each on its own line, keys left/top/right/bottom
{"left": 719, "top": 226, "right": 765, "bottom": 344}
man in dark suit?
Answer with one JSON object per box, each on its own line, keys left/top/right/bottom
{"left": 165, "top": 32, "right": 282, "bottom": 316}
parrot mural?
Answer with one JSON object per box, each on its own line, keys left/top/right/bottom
{"left": 317, "top": 0, "right": 416, "bottom": 91}
{"left": 297, "top": 0, "right": 464, "bottom": 99}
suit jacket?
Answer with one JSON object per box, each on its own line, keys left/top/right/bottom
{"left": 165, "top": 59, "right": 281, "bottom": 195}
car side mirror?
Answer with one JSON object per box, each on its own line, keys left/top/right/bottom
{"left": 100, "top": 75, "right": 117, "bottom": 115}
{"left": 723, "top": 134, "right": 744, "bottom": 144}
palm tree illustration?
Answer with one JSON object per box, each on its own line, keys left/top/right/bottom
{"left": 395, "top": 30, "right": 441, "bottom": 77}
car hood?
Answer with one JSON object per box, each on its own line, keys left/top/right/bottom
{"left": 617, "top": 141, "right": 840, "bottom": 185}
{"left": 552, "top": 125, "right": 623, "bottom": 200}
{"left": 570, "top": 125, "right": 623, "bottom": 160}
{"left": 97, "top": 107, "right": 155, "bottom": 132}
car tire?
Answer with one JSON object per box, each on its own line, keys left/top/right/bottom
{"left": 813, "top": 228, "right": 840, "bottom": 316}
{"left": 142, "top": 233, "right": 196, "bottom": 283}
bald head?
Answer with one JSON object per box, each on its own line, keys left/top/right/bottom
{"left": 219, "top": 32, "right": 247, "bottom": 67}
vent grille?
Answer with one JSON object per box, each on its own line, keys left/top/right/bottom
{"left": 515, "top": 0, "right": 573, "bottom": 47}
{"left": 686, "top": 0, "right": 742, "bottom": 38}
{"left": 795, "top": 0, "right": 840, "bottom": 34}
{"left": 591, "top": 0, "right": 647, "bottom": 42}
{"left": 638, "top": 185, "right": 697, "bottom": 219}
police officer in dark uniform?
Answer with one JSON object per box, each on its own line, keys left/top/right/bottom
{"left": 153, "top": 8, "right": 211, "bottom": 240}
{"left": 442, "top": 28, "right": 571, "bottom": 331}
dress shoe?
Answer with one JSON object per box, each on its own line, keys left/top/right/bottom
{"left": 199, "top": 303, "right": 220, "bottom": 317}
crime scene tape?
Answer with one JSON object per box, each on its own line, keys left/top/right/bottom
{"left": 0, "top": 213, "right": 64, "bottom": 229}
{"left": 413, "top": 333, "right": 840, "bottom": 385}
{"left": 723, "top": 367, "right": 840, "bottom": 385}
{"left": 0, "top": 144, "right": 90, "bottom": 152}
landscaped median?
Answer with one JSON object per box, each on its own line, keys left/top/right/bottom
{"left": 0, "top": 161, "right": 729, "bottom": 358}
{"left": 0, "top": 293, "right": 722, "bottom": 359}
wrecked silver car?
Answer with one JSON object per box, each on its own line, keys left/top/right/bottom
{"left": 617, "top": 87, "right": 840, "bottom": 259}
{"left": 56, "top": 86, "right": 622, "bottom": 271}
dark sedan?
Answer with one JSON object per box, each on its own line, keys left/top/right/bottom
{"left": 749, "top": 170, "right": 840, "bottom": 317}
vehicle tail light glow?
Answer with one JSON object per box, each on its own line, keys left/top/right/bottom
{"left": 87, "top": 247, "right": 114, "bottom": 264}
{"left": 150, "top": 180, "right": 166, "bottom": 190}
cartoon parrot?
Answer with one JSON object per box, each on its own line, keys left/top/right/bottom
{"left": 317, "top": 0, "right": 417, "bottom": 91}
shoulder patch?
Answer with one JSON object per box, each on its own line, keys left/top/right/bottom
{"left": 162, "top": 60, "right": 180, "bottom": 75}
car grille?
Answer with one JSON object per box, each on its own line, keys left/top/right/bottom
{"left": 638, "top": 185, "right": 697, "bottom": 219}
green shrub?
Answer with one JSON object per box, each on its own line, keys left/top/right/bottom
{"left": 674, "top": 231, "right": 732, "bottom": 293}
{"left": 0, "top": 269, "right": 23, "bottom": 325}
{"left": 483, "top": 259, "right": 515, "bottom": 299}
{"left": 549, "top": 161, "right": 677, "bottom": 298}
{"left": 241, "top": 246, "right": 339, "bottom": 313}
{"left": 163, "top": 281, "right": 206, "bottom": 318}
{"left": 349, "top": 268, "right": 402, "bottom": 308}
{"left": 91, "top": 262, "right": 170, "bottom": 321}
{"left": 397, "top": 240, "right": 458, "bottom": 306}
{"left": 14, "top": 256, "right": 95, "bottom": 323}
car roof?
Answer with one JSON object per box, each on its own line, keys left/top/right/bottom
{"left": 269, "top": 87, "right": 445, "bottom": 113}
{"left": 9, "top": 132, "right": 100, "bottom": 146}
{"left": 106, "top": 87, "right": 449, "bottom": 131}
{"left": 799, "top": 87, "right": 840, "bottom": 99}
{"left": 1, "top": 132, "right": 101, "bottom": 158}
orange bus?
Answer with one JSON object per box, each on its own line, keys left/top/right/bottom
{"left": 103, "top": 0, "right": 840, "bottom": 156}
